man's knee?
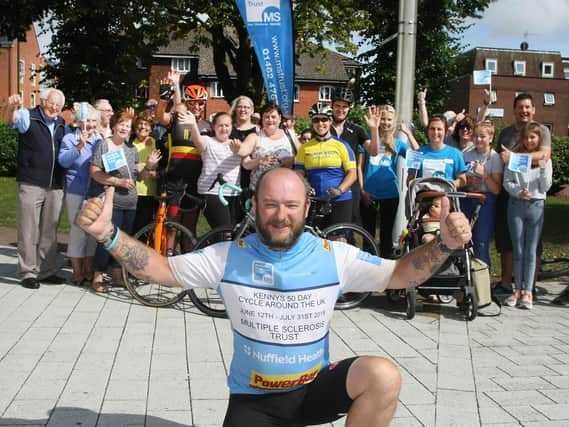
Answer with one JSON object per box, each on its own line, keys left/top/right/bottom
{"left": 348, "top": 356, "right": 401, "bottom": 399}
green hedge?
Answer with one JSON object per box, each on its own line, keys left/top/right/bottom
{"left": 0, "top": 122, "right": 18, "bottom": 176}
{"left": 551, "top": 136, "right": 569, "bottom": 188}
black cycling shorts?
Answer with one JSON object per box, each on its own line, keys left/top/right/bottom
{"left": 222, "top": 357, "right": 358, "bottom": 427}
{"left": 164, "top": 174, "right": 200, "bottom": 210}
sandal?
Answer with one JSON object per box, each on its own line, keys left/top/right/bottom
{"left": 504, "top": 290, "right": 520, "bottom": 307}
{"left": 91, "top": 281, "right": 108, "bottom": 293}
{"left": 518, "top": 291, "right": 533, "bottom": 310}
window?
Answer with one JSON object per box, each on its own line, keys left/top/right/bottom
{"left": 485, "top": 58, "right": 497, "bottom": 74}
{"left": 544, "top": 92, "right": 555, "bottom": 106}
{"left": 513, "top": 61, "right": 526, "bottom": 76}
{"left": 30, "top": 64, "right": 37, "bottom": 85}
{"left": 515, "top": 91, "right": 525, "bottom": 98}
{"left": 543, "top": 123, "right": 553, "bottom": 132}
{"left": 171, "top": 57, "right": 191, "bottom": 73}
{"left": 18, "top": 60, "right": 25, "bottom": 85}
{"left": 210, "top": 81, "right": 224, "bottom": 98}
{"left": 319, "top": 85, "right": 334, "bottom": 101}
{"left": 293, "top": 84, "right": 300, "bottom": 102}
{"left": 564, "top": 67, "right": 569, "bottom": 79}
{"left": 542, "top": 62, "right": 554, "bottom": 78}
{"left": 30, "top": 93, "right": 36, "bottom": 107}
{"left": 490, "top": 89, "right": 497, "bottom": 103}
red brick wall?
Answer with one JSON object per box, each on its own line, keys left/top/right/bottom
{"left": 0, "top": 26, "right": 44, "bottom": 113}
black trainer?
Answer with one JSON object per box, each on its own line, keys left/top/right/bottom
{"left": 21, "top": 278, "right": 40, "bottom": 289}
{"left": 41, "top": 275, "right": 67, "bottom": 284}
{"left": 552, "top": 286, "right": 569, "bottom": 306}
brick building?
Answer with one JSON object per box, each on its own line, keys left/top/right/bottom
{"left": 144, "top": 34, "right": 359, "bottom": 119}
{"left": 447, "top": 47, "right": 569, "bottom": 136}
{"left": 0, "top": 26, "right": 45, "bottom": 113}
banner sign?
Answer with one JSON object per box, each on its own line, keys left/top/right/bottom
{"left": 235, "top": 0, "right": 294, "bottom": 115}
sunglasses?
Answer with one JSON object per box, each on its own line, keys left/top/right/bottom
{"left": 187, "top": 101, "right": 206, "bottom": 107}
{"left": 458, "top": 125, "right": 472, "bottom": 130}
{"left": 146, "top": 104, "right": 157, "bottom": 109}
{"left": 312, "top": 117, "right": 330, "bottom": 123}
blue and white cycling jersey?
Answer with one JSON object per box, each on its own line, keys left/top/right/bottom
{"left": 169, "top": 232, "right": 396, "bottom": 395}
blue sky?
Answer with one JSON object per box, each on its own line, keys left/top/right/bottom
{"left": 460, "top": 0, "right": 569, "bottom": 56}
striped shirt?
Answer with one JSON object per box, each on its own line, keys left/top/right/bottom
{"left": 197, "top": 136, "right": 241, "bottom": 196}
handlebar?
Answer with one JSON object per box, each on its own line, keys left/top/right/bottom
{"left": 212, "top": 173, "right": 243, "bottom": 207}
{"left": 417, "top": 191, "right": 486, "bottom": 204}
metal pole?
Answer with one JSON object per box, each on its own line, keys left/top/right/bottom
{"left": 394, "top": 0, "right": 418, "bottom": 123}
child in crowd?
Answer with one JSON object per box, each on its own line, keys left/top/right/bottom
{"left": 462, "top": 121, "right": 503, "bottom": 267}
{"left": 503, "top": 122, "right": 552, "bottom": 309}
{"left": 421, "top": 196, "right": 442, "bottom": 244}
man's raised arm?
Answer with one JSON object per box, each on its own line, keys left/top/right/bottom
{"left": 387, "top": 196, "right": 471, "bottom": 289}
{"left": 76, "top": 187, "right": 180, "bottom": 287}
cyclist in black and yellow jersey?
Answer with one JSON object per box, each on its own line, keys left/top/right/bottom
{"left": 156, "top": 78, "right": 212, "bottom": 246}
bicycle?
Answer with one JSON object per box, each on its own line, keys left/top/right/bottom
{"left": 187, "top": 175, "right": 380, "bottom": 317}
{"left": 537, "top": 257, "right": 569, "bottom": 281}
{"left": 122, "top": 188, "right": 204, "bottom": 307}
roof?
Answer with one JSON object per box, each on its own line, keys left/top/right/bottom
{"left": 154, "top": 32, "right": 358, "bottom": 83}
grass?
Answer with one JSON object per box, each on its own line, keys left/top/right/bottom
{"left": 2, "top": 176, "right": 568, "bottom": 278}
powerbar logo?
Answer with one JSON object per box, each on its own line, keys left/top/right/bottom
{"left": 249, "top": 364, "right": 321, "bottom": 390}
{"left": 245, "top": 0, "right": 281, "bottom": 23}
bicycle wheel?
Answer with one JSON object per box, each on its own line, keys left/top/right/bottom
{"left": 538, "top": 258, "right": 569, "bottom": 280}
{"left": 322, "top": 223, "right": 378, "bottom": 309}
{"left": 123, "top": 220, "right": 195, "bottom": 307}
{"left": 186, "top": 226, "right": 234, "bottom": 318}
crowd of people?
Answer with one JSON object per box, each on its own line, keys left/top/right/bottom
{"left": 3, "top": 74, "right": 569, "bottom": 426}
{"left": 3, "top": 80, "right": 568, "bottom": 308}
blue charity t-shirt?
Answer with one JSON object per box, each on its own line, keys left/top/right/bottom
{"left": 168, "top": 232, "right": 396, "bottom": 395}
{"left": 409, "top": 144, "right": 467, "bottom": 180}
{"left": 359, "top": 139, "right": 408, "bottom": 200}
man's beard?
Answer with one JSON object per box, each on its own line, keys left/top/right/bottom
{"left": 255, "top": 213, "right": 305, "bottom": 250}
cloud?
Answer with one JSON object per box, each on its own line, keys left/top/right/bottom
{"left": 480, "top": 0, "right": 569, "bottom": 37}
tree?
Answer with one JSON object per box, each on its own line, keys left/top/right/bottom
{"left": 0, "top": 0, "right": 55, "bottom": 41}
{"left": 357, "top": 0, "right": 494, "bottom": 114}
{"left": 38, "top": 0, "right": 372, "bottom": 108}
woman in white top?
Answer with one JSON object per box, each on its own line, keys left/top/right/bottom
{"left": 503, "top": 122, "right": 552, "bottom": 309}
{"left": 186, "top": 111, "right": 242, "bottom": 228}
{"left": 236, "top": 102, "right": 295, "bottom": 190}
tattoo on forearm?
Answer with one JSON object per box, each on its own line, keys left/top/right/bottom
{"left": 113, "top": 238, "right": 150, "bottom": 278}
{"left": 408, "top": 242, "right": 450, "bottom": 286}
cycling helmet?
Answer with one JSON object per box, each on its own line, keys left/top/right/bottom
{"left": 183, "top": 84, "right": 208, "bottom": 101}
{"left": 332, "top": 87, "right": 354, "bottom": 105}
{"left": 309, "top": 103, "right": 333, "bottom": 118}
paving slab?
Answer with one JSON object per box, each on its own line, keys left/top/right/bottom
{"left": 1, "top": 245, "right": 568, "bottom": 426}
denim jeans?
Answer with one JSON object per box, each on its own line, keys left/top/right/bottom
{"left": 507, "top": 198, "right": 544, "bottom": 292}
{"left": 462, "top": 192, "right": 497, "bottom": 268}
{"left": 94, "top": 208, "right": 136, "bottom": 272}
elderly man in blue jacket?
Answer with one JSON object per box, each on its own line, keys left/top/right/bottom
{"left": 4, "top": 89, "right": 69, "bottom": 289}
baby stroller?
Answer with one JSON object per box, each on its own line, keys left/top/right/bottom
{"left": 396, "top": 177, "right": 486, "bottom": 321}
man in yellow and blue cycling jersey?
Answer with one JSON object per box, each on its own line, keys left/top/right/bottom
{"left": 294, "top": 103, "right": 356, "bottom": 228}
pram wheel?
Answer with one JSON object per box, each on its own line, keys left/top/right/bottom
{"left": 406, "top": 289, "right": 416, "bottom": 319}
{"left": 335, "top": 292, "right": 371, "bottom": 310}
{"left": 463, "top": 293, "right": 478, "bottom": 321}
{"left": 437, "top": 294, "right": 453, "bottom": 304}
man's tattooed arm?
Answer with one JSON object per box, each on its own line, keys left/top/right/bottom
{"left": 387, "top": 235, "right": 453, "bottom": 290}
{"left": 110, "top": 233, "right": 180, "bottom": 287}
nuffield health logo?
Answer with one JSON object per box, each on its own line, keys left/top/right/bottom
{"left": 245, "top": 0, "right": 281, "bottom": 24}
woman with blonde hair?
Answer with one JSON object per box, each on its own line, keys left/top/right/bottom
{"left": 358, "top": 105, "right": 418, "bottom": 257}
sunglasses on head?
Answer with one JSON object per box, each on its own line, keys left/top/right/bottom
{"left": 312, "top": 117, "right": 329, "bottom": 123}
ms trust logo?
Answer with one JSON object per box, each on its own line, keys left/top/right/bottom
{"left": 245, "top": 0, "right": 281, "bottom": 23}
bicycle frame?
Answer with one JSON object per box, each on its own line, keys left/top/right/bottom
{"left": 152, "top": 192, "right": 168, "bottom": 255}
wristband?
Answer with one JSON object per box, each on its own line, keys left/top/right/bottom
{"left": 104, "top": 227, "right": 121, "bottom": 251}
{"left": 436, "top": 234, "right": 453, "bottom": 254}
{"left": 97, "top": 223, "right": 116, "bottom": 246}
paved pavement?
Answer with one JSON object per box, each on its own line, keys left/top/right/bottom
{"left": 1, "top": 244, "right": 568, "bottom": 427}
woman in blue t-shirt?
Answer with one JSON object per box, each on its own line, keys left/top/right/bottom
{"left": 358, "top": 105, "right": 418, "bottom": 257}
